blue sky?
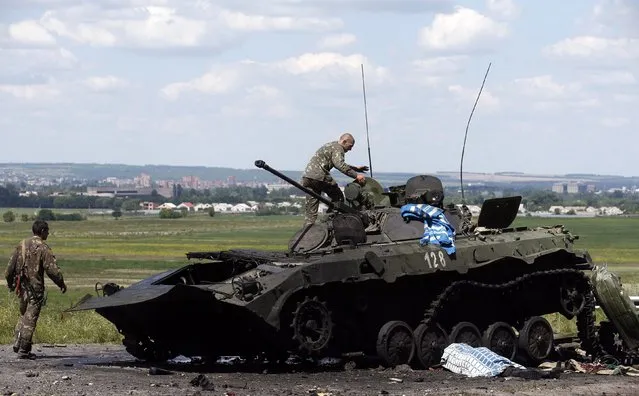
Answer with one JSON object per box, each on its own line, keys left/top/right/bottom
{"left": 0, "top": 0, "right": 637, "bottom": 176}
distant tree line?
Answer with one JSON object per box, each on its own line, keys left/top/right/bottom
{"left": 2, "top": 209, "right": 86, "bottom": 223}
{"left": 0, "top": 183, "right": 301, "bottom": 210}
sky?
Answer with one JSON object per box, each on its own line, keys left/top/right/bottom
{"left": 0, "top": 0, "right": 637, "bottom": 176}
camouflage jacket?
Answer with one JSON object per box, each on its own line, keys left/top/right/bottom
{"left": 5, "top": 235, "right": 65, "bottom": 296}
{"left": 302, "top": 141, "right": 358, "bottom": 183}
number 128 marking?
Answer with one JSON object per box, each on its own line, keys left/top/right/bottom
{"left": 424, "top": 251, "right": 447, "bottom": 269}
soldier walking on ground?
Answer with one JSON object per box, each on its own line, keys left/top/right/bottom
{"left": 301, "top": 133, "right": 369, "bottom": 225}
{"left": 5, "top": 220, "right": 67, "bottom": 359}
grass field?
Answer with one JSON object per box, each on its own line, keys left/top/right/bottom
{"left": 0, "top": 210, "right": 638, "bottom": 346}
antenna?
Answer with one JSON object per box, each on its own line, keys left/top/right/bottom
{"left": 460, "top": 62, "right": 492, "bottom": 203}
{"left": 360, "top": 63, "right": 373, "bottom": 178}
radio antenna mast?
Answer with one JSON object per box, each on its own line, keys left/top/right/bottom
{"left": 460, "top": 62, "right": 492, "bottom": 203}
{"left": 360, "top": 63, "right": 373, "bottom": 178}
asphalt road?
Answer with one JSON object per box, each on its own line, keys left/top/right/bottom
{"left": 1, "top": 344, "right": 639, "bottom": 395}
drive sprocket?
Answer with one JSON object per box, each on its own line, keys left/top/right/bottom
{"left": 290, "top": 296, "right": 334, "bottom": 355}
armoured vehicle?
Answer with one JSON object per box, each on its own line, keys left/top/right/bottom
{"left": 69, "top": 160, "right": 635, "bottom": 368}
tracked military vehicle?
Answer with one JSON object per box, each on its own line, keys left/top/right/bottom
{"left": 70, "top": 160, "right": 632, "bottom": 368}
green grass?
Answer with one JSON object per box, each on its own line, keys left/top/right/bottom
{"left": 1, "top": 211, "right": 639, "bottom": 345}
{"left": 512, "top": 216, "right": 639, "bottom": 264}
{"left": 0, "top": 212, "right": 303, "bottom": 345}
{"left": 0, "top": 289, "right": 121, "bottom": 344}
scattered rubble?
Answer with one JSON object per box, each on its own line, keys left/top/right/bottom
{"left": 1, "top": 344, "right": 639, "bottom": 395}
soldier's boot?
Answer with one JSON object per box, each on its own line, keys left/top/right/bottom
{"left": 17, "top": 341, "right": 36, "bottom": 360}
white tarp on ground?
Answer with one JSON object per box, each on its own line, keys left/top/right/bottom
{"left": 441, "top": 343, "right": 525, "bottom": 378}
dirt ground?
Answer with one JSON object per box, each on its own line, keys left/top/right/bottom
{"left": 1, "top": 344, "right": 639, "bottom": 396}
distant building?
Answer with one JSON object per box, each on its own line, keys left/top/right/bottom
{"left": 552, "top": 183, "right": 567, "bottom": 194}
{"left": 181, "top": 176, "right": 200, "bottom": 189}
{"left": 85, "top": 186, "right": 172, "bottom": 198}
{"left": 177, "top": 202, "right": 194, "bottom": 211}
{"left": 552, "top": 182, "right": 588, "bottom": 194}
{"left": 567, "top": 182, "right": 586, "bottom": 194}
{"left": 139, "top": 201, "right": 160, "bottom": 210}
{"left": 134, "top": 173, "right": 152, "bottom": 188}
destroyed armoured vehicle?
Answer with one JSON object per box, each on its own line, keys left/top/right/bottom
{"left": 70, "top": 160, "right": 626, "bottom": 368}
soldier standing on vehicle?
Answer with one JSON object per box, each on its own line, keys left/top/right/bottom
{"left": 301, "top": 133, "right": 369, "bottom": 225}
{"left": 5, "top": 220, "right": 67, "bottom": 359}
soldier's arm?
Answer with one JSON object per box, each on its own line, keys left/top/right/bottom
{"left": 42, "top": 247, "right": 66, "bottom": 289}
{"left": 5, "top": 246, "right": 19, "bottom": 290}
{"left": 331, "top": 149, "right": 358, "bottom": 178}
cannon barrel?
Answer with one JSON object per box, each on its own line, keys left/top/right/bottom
{"left": 254, "top": 160, "right": 357, "bottom": 214}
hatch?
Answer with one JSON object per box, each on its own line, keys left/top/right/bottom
{"left": 477, "top": 196, "right": 522, "bottom": 229}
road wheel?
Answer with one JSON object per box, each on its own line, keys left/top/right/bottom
{"left": 375, "top": 320, "right": 415, "bottom": 368}
{"left": 518, "top": 316, "right": 554, "bottom": 365}
{"left": 413, "top": 322, "right": 448, "bottom": 369}
{"left": 482, "top": 321, "right": 517, "bottom": 361}
{"left": 449, "top": 321, "right": 482, "bottom": 347}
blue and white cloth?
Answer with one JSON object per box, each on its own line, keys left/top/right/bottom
{"left": 441, "top": 343, "right": 526, "bottom": 378}
{"left": 400, "top": 203, "right": 456, "bottom": 254}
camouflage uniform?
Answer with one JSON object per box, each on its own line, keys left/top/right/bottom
{"left": 5, "top": 235, "right": 65, "bottom": 357}
{"left": 301, "top": 141, "right": 359, "bottom": 224}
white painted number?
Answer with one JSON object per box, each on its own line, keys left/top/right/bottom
{"left": 424, "top": 251, "right": 447, "bottom": 269}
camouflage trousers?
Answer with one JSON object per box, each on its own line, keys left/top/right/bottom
{"left": 13, "top": 291, "right": 43, "bottom": 354}
{"left": 301, "top": 177, "right": 344, "bottom": 225}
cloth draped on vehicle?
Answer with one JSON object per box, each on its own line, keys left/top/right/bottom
{"left": 400, "top": 203, "right": 456, "bottom": 254}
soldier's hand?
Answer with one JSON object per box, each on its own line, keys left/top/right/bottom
{"left": 60, "top": 284, "right": 67, "bottom": 294}
{"left": 356, "top": 165, "right": 369, "bottom": 172}
{"left": 355, "top": 174, "right": 365, "bottom": 184}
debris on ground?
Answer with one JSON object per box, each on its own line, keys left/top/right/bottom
{"left": 149, "top": 367, "right": 173, "bottom": 375}
{"left": 190, "top": 374, "right": 215, "bottom": 391}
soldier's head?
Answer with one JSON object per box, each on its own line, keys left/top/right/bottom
{"left": 32, "top": 220, "right": 49, "bottom": 240}
{"left": 339, "top": 133, "right": 355, "bottom": 152}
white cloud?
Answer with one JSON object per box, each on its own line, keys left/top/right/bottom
{"left": 82, "top": 76, "right": 129, "bottom": 92}
{"left": 418, "top": 6, "right": 508, "bottom": 52}
{"left": 448, "top": 84, "right": 500, "bottom": 111}
{"left": 276, "top": 52, "right": 385, "bottom": 77}
{"left": 161, "top": 52, "right": 390, "bottom": 102}
{"left": 274, "top": 52, "right": 390, "bottom": 92}
{"left": 317, "top": 33, "right": 356, "bottom": 49}
{"left": 0, "top": 83, "right": 60, "bottom": 100}
{"left": 512, "top": 75, "right": 581, "bottom": 99}
{"left": 0, "top": 47, "right": 78, "bottom": 74}
{"left": 40, "top": 6, "right": 209, "bottom": 48}
{"left": 485, "top": 0, "right": 519, "bottom": 19}
{"left": 160, "top": 68, "right": 241, "bottom": 100}
{"left": 214, "top": 0, "right": 453, "bottom": 15}
{"left": 545, "top": 36, "right": 639, "bottom": 59}
{"left": 36, "top": 4, "right": 342, "bottom": 50}
{"left": 5, "top": 20, "right": 57, "bottom": 47}
{"left": 218, "top": 10, "right": 341, "bottom": 32}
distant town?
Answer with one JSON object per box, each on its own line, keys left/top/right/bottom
{"left": 1, "top": 163, "right": 639, "bottom": 217}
